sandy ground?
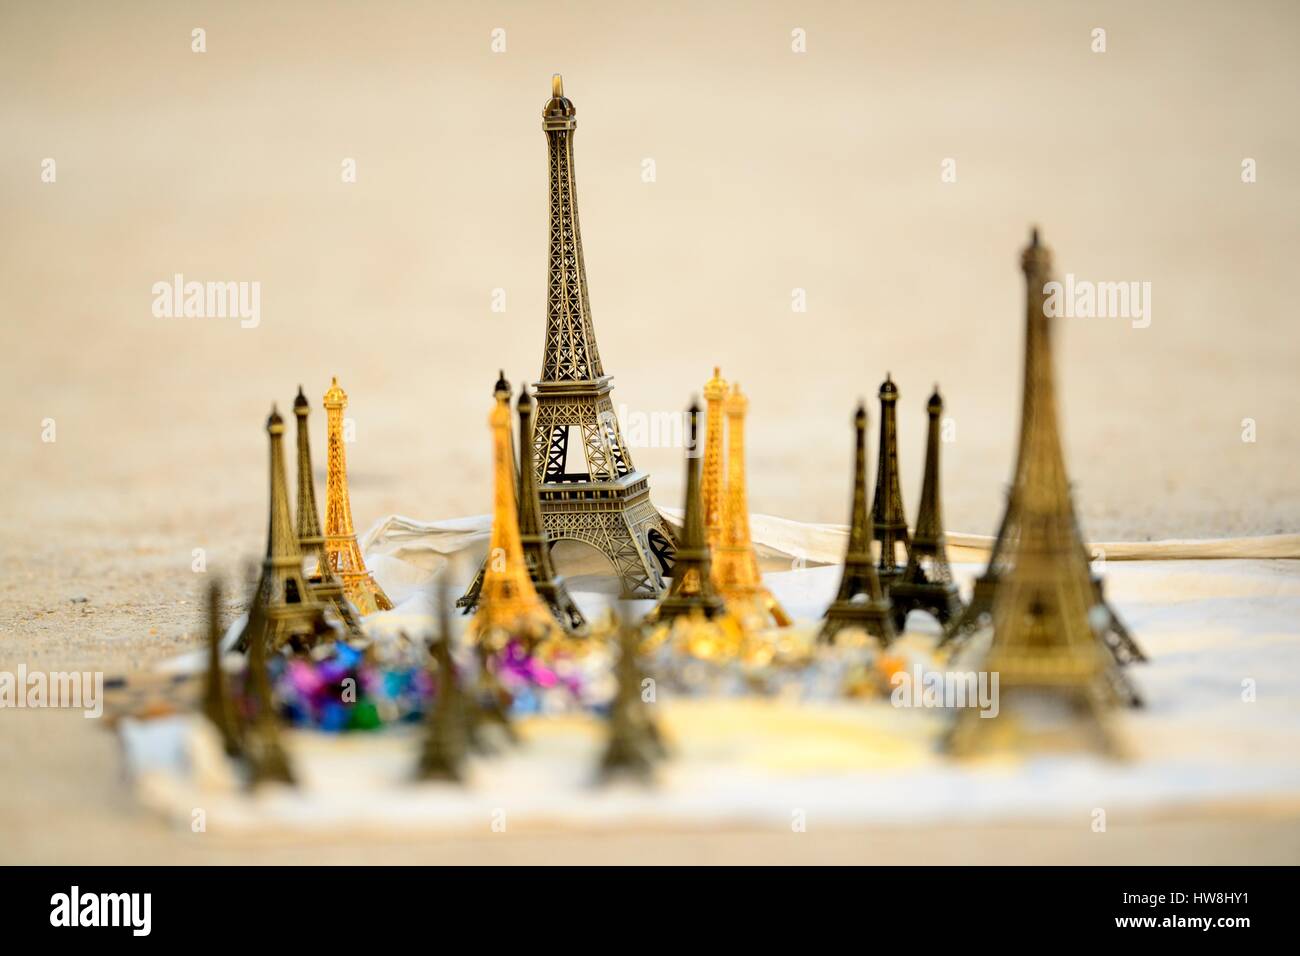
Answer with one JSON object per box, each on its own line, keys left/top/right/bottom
{"left": 1, "top": 0, "right": 1298, "bottom": 863}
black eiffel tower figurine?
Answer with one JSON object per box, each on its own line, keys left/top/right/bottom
{"left": 889, "top": 387, "right": 965, "bottom": 631}
{"left": 294, "top": 387, "right": 363, "bottom": 637}
{"left": 458, "top": 376, "right": 587, "bottom": 634}
{"left": 645, "top": 400, "right": 726, "bottom": 625}
{"left": 941, "top": 230, "right": 1146, "bottom": 668}
{"left": 599, "top": 614, "right": 666, "bottom": 783}
{"left": 819, "top": 403, "right": 895, "bottom": 644}
{"left": 872, "top": 374, "right": 911, "bottom": 590}
{"left": 239, "top": 580, "right": 295, "bottom": 786}
{"left": 201, "top": 579, "right": 241, "bottom": 757}
{"left": 416, "top": 579, "right": 468, "bottom": 782}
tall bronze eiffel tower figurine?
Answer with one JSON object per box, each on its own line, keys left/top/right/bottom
{"left": 645, "top": 400, "right": 726, "bottom": 625}
{"left": 872, "top": 374, "right": 911, "bottom": 590}
{"left": 235, "top": 407, "right": 331, "bottom": 653}
{"left": 889, "top": 387, "right": 965, "bottom": 631}
{"left": 949, "top": 231, "right": 1138, "bottom": 756}
{"left": 819, "top": 403, "right": 895, "bottom": 644}
{"left": 942, "top": 236, "right": 1145, "bottom": 667}
{"left": 293, "top": 387, "right": 363, "bottom": 636}
{"left": 529, "top": 75, "right": 676, "bottom": 598}
{"left": 319, "top": 377, "right": 392, "bottom": 616}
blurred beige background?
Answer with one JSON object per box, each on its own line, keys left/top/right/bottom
{"left": 1, "top": 0, "right": 1298, "bottom": 862}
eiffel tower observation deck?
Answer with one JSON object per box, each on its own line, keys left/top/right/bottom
{"left": 528, "top": 75, "right": 677, "bottom": 598}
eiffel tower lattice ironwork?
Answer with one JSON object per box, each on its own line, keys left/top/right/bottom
{"left": 529, "top": 74, "right": 676, "bottom": 598}
{"left": 645, "top": 400, "right": 726, "bottom": 625}
{"left": 235, "top": 407, "right": 331, "bottom": 653}
{"left": 819, "top": 403, "right": 895, "bottom": 644}
{"left": 872, "top": 374, "right": 911, "bottom": 591}
{"left": 949, "top": 230, "right": 1138, "bottom": 756}
{"left": 889, "top": 387, "right": 965, "bottom": 631}
{"left": 941, "top": 237, "right": 1146, "bottom": 667}
{"left": 318, "top": 377, "right": 392, "bottom": 616}
{"left": 293, "top": 387, "right": 363, "bottom": 636}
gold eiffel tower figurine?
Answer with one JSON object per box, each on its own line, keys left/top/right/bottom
{"left": 889, "top": 387, "right": 965, "bottom": 631}
{"left": 235, "top": 407, "right": 331, "bottom": 653}
{"left": 459, "top": 377, "right": 587, "bottom": 634}
{"left": 948, "top": 229, "right": 1139, "bottom": 758}
{"left": 530, "top": 75, "right": 677, "bottom": 598}
{"left": 818, "top": 403, "right": 896, "bottom": 644}
{"left": 711, "top": 384, "right": 791, "bottom": 628}
{"left": 872, "top": 374, "right": 911, "bottom": 591}
{"left": 467, "top": 391, "right": 562, "bottom": 650}
{"left": 941, "top": 236, "right": 1146, "bottom": 667}
{"left": 645, "top": 400, "right": 727, "bottom": 626}
{"left": 293, "top": 387, "right": 363, "bottom": 636}
{"left": 701, "top": 367, "right": 728, "bottom": 556}
{"left": 457, "top": 372, "right": 515, "bottom": 613}
{"left": 239, "top": 582, "right": 296, "bottom": 785}
{"left": 201, "top": 579, "right": 241, "bottom": 757}
{"left": 318, "top": 377, "right": 392, "bottom": 616}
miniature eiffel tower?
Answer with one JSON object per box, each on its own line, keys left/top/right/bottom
{"left": 529, "top": 75, "right": 677, "bottom": 598}
{"left": 416, "top": 581, "right": 468, "bottom": 782}
{"left": 467, "top": 391, "right": 562, "bottom": 650}
{"left": 201, "top": 579, "right": 241, "bottom": 757}
{"left": 949, "top": 230, "right": 1138, "bottom": 756}
{"left": 872, "top": 374, "right": 911, "bottom": 590}
{"left": 459, "top": 378, "right": 587, "bottom": 634}
{"left": 599, "top": 615, "right": 666, "bottom": 783}
{"left": 645, "top": 401, "right": 727, "bottom": 625}
{"left": 235, "top": 407, "right": 331, "bottom": 653}
{"left": 318, "top": 377, "right": 392, "bottom": 616}
{"left": 239, "top": 584, "right": 296, "bottom": 785}
{"left": 457, "top": 372, "right": 516, "bottom": 613}
{"left": 889, "top": 387, "right": 965, "bottom": 631}
{"left": 941, "top": 237, "right": 1146, "bottom": 667}
{"left": 293, "top": 387, "right": 363, "bottom": 636}
{"left": 711, "top": 384, "right": 791, "bottom": 628}
{"left": 818, "top": 403, "right": 895, "bottom": 644}
{"left": 701, "top": 367, "right": 728, "bottom": 556}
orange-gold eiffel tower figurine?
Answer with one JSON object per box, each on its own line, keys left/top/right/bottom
{"left": 318, "top": 377, "right": 391, "bottom": 615}
{"left": 700, "top": 367, "right": 728, "bottom": 555}
{"left": 467, "top": 392, "right": 561, "bottom": 650}
{"left": 711, "top": 384, "right": 791, "bottom": 629}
